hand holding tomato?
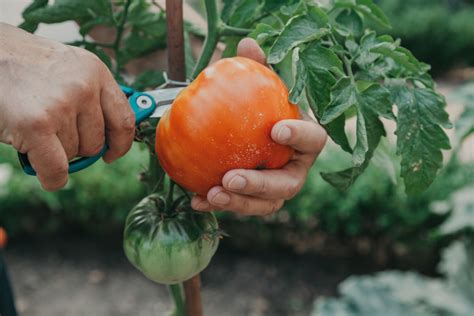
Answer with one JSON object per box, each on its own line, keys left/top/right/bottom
{"left": 188, "top": 39, "right": 327, "bottom": 216}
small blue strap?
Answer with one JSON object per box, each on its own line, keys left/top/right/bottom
{"left": 18, "top": 85, "right": 156, "bottom": 176}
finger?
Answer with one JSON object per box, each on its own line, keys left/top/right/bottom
{"left": 99, "top": 69, "right": 135, "bottom": 163}
{"left": 57, "top": 116, "right": 79, "bottom": 161}
{"left": 206, "top": 187, "right": 285, "bottom": 216}
{"left": 77, "top": 96, "right": 105, "bottom": 157}
{"left": 191, "top": 195, "right": 221, "bottom": 212}
{"left": 222, "top": 160, "right": 307, "bottom": 200}
{"left": 27, "top": 135, "right": 69, "bottom": 191}
{"left": 237, "top": 38, "right": 267, "bottom": 66}
{"left": 271, "top": 119, "right": 327, "bottom": 156}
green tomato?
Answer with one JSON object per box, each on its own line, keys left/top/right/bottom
{"left": 123, "top": 194, "right": 219, "bottom": 285}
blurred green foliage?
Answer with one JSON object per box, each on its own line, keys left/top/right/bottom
{"left": 376, "top": 0, "right": 474, "bottom": 73}
{"left": 0, "top": 144, "right": 147, "bottom": 236}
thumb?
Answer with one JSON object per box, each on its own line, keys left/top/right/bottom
{"left": 236, "top": 38, "right": 267, "bottom": 66}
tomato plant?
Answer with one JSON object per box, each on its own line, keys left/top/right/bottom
{"left": 19, "top": 0, "right": 453, "bottom": 315}
{"left": 156, "top": 56, "right": 300, "bottom": 195}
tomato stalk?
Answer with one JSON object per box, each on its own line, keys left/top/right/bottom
{"left": 165, "top": 1, "right": 202, "bottom": 315}
{"left": 168, "top": 284, "right": 185, "bottom": 316}
{"left": 192, "top": 0, "right": 251, "bottom": 79}
{"left": 112, "top": 0, "right": 132, "bottom": 78}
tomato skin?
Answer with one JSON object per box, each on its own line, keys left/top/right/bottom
{"left": 123, "top": 195, "right": 219, "bottom": 285}
{"left": 156, "top": 57, "right": 300, "bottom": 196}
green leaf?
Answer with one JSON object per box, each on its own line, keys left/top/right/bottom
{"left": 120, "top": 10, "right": 166, "bottom": 63}
{"left": 248, "top": 23, "right": 280, "bottom": 46}
{"left": 23, "top": 0, "right": 113, "bottom": 24}
{"left": 79, "top": 16, "right": 113, "bottom": 36}
{"left": 355, "top": 0, "right": 391, "bottom": 29}
{"left": 334, "top": 9, "right": 364, "bottom": 36}
{"left": 18, "top": 0, "right": 48, "bottom": 32}
{"left": 320, "top": 82, "right": 392, "bottom": 187}
{"left": 268, "top": 6, "right": 330, "bottom": 64}
{"left": 131, "top": 70, "right": 165, "bottom": 91}
{"left": 325, "top": 116, "right": 353, "bottom": 154}
{"left": 222, "top": 37, "right": 241, "bottom": 58}
{"left": 263, "top": 0, "right": 300, "bottom": 14}
{"left": 391, "top": 84, "right": 452, "bottom": 194}
{"left": 321, "top": 78, "right": 357, "bottom": 125}
{"left": 289, "top": 48, "right": 306, "bottom": 104}
{"left": 221, "top": 0, "right": 240, "bottom": 23}
{"left": 228, "top": 0, "right": 263, "bottom": 27}
{"left": 321, "top": 166, "right": 366, "bottom": 192}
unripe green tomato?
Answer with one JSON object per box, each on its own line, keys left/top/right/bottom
{"left": 123, "top": 194, "right": 219, "bottom": 284}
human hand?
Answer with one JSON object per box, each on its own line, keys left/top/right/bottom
{"left": 191, "top": 38, "right": 327, "bottom": 216}
{"left": 0, "top": 23, "right": 135, "bottom": 191}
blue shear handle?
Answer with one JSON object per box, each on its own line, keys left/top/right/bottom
{"left": 18, "top": 85, "right": 156, "bottom": 176}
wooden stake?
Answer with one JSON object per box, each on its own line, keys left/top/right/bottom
{"left": 165, "top": 1, "right": 203, "bottom": 316}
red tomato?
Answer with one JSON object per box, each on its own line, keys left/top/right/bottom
{"left": 156, "top": 57, "right": 300, "bottom": 196}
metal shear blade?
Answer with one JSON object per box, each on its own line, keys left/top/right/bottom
{"left": 147, "top": 87, "right": 185, "bottom": 118}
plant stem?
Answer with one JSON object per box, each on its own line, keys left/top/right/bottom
{"left": 113, "top": 0, "right": 132, "bottom": 77}
{"left": 168, "top": 284, "right": 185, "bottom": 316}
{"left": 192, "top": 0, "right": 220, "bottom": 78}
{"left": 165, "top": 180, "right": 176, "bottom": 214}
{"left": 220, "top": 24, "right": 252, "bottom": 36}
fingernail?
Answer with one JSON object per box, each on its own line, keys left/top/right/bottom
{"left": 277, "top": 126, "right": 291, "bottom": 142}
{"left": 211, "top": 192, "right": 231, "bottom": 205}
{"left": 228, "top": 175, "right": 247, "bottom": 190}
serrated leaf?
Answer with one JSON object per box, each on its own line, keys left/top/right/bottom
{"left": 355, "top": 0, "right": 391, "bottom": 29}
{"left": 321, "top": 166, "right": 366, "bottom": 192}
{"left": 321, "top": 82, "right": 392, "bottom": 187}
{"left": 391, "top": 85, "right": 452, "bottom": 194}
{"left": 289, "top": 48, "right": 306, "bottom": 104}
{"left": 321, "top": 78, "right": 357, "bottom": 124}
{"left": 268, "top": 6, "right": 330, "bottom": 64}
{"left": 325, "top": 116, "right": 353, "bottom": 154}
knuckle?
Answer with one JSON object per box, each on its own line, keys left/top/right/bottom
{"left": 18, "top": 113, "right": 52, "bottom": 133}
{"left": 121, "top": 112, "right": 136, "bottom": 133}
{"left": 254, "top": 178, "right": 268, "bottom": 195}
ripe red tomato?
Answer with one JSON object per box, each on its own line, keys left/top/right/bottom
{"left": 156, "top": 57, "right": 300, "bottom": 196}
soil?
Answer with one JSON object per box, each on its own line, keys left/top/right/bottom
{"left": 3, "top": 236, "right": 382, "bottom": 316}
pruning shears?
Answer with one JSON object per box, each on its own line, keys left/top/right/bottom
{"left": 18, "top": 83, "right": 187, "bottom": 176}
